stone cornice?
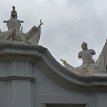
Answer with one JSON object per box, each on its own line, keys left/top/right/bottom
{"left": 0, "top": 42, "right": 107, "bottom": 92}
{"left": 38, "top": 45, "right": 107, "bottom": 92}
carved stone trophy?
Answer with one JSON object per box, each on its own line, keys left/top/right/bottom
{"left": 1, "top": 6, "right": 43, "bottom": 45}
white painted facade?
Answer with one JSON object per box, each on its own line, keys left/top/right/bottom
{"left": 0, "top": 43, "right": 107, "bottom": 107}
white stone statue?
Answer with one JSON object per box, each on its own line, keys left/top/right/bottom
{"left": 0, "top": 6, "right": 43, "bottom": 45}
{"left": 78, "top": 42, "right": 95, "bottom": 64}
{"left": 61, "top": 42, "right": 105, "bottom": 76}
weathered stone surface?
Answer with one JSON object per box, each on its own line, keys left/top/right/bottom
{"left": 2, "top": 6, "right": 43, "bottom": 45}
{"left": 62, "top": 42, "right": 106, "bottom": 76}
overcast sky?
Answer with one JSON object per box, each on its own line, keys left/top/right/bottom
{"left": 0, "top": 0, "right": 107, "bottom": 67}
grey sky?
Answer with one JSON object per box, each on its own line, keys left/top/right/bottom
{"left": 0, "top": 0, "right": 107, "bottom": 67}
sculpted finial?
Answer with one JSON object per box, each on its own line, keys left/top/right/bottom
{"left": 1, "top": 6, "right": 42, "bottom": 45}
{"left": 11, "top": 6, "right": 17, "bottom": 19}
{"left": 4, "top": 6, "right": 24, "bottom": 30}
{"left": 78, "top": 42, "right": 95, "bottom": 64}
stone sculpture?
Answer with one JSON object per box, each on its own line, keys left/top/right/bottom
{"left": 61, "top": 42, "right": 106, "bottom": 76}
{"left": 78, "top": 42, "right": 95, "bottom": 64}
{"left": 0, "top": 6, "right": 43, "bottom": 45}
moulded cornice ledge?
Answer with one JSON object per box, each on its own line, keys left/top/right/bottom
{"left": 37, "top": 46, "right": 107, "bottom": 93}
{"left": 0, "top": 42, "right": 107, "bottom": 92}
{"left": 0, "top": 42, "right": 46, "bottom": 57}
